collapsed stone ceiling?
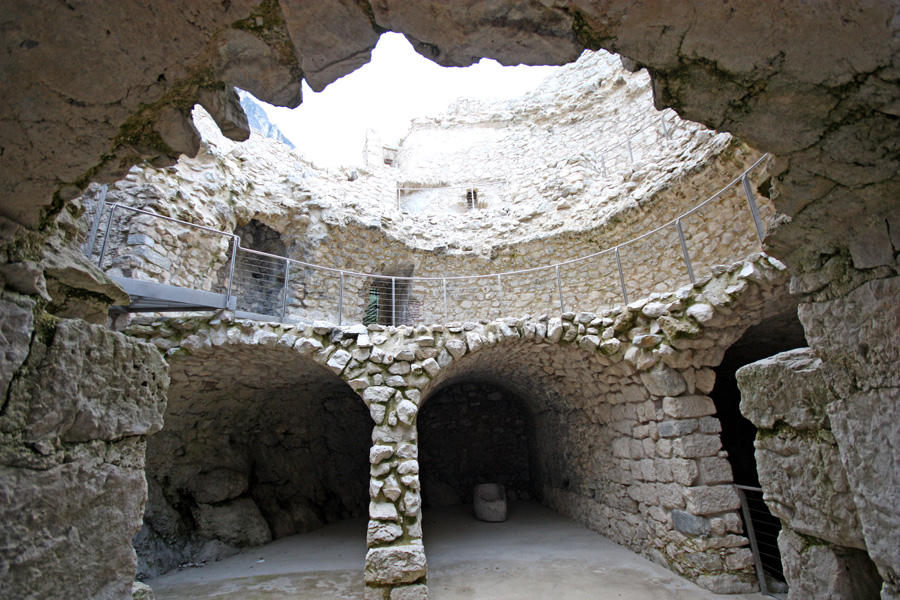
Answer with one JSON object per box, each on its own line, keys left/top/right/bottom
{"left": 2, "top": 1, "right": 898, "bottom": 280}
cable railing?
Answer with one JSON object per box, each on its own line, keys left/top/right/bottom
{"left": 82, "top": 153, "right": 770, "bottom": 326}
{"left": 735, "top": 484, "right": 788, "bottom": 598}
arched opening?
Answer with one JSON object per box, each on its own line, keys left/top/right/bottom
{"left": 710, "top": 299, "right": 808, "bottom": 593}
{"left": 136, "top": 347, "right": 371, "bottom": 582}
{"left": 419, "top": 380, "right": 534, "bottom": 509}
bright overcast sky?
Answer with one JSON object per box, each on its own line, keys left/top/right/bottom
{"left": 258, "top": 32, "right": 558, "bottom": 168}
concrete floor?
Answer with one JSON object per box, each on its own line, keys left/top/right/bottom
{"left": 149, "top": 501, "right": 768, "bottom": 600}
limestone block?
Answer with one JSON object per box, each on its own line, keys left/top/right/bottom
{"left": 193, "top": 498, "right": 272, "bottom": 547}
{"left": 671, "top": 509, "right": 711, "bottom": 536}
{"left": 3, "top": 319, "right": 167, "bottom": 443}
{"left": 663, "top": 395, "right": 716, "bottom": 419}
{"left": 370, "top": 445, "right": 394, "bottom": 464}
{"left": 737, "top": 348, "right": 834, "bottom": 429}
{"left": 641, "top": 367, "right": 687, "bottom": 397}
{"left": 695, "top": 573, "right": 756, "bottom": 594}
{"left": 368, "top": 521, "right": 403, "bottom": 545}
{"left": 686, "top": 303, "right": 715, "bottom": 324}
{"left": 672, "top": 434, "right": 722, "bottom": 458}
{"left": 327, "top": 348, "right": 352, "bottom": 373}
{"left": 756, "top": 431, "right": 864, "bottom": 549}
{"left": 396, "top": 399, "right": 418, "bottom": 425}
{"left": 474, "top": 483, "right": 507, "bottom": 522}
{"left": 683, "top": 485, "right": 740, "bottom": 515}
{"left": 670, "top": 458, "right": 700, "bottom": 486}
{"left": 370, "top": 501, "right": 400, "bottom": 522}
{"left": 365, "top": 545, "right": 427, "bottom": 585}
{"left": 778, "top": 527, "right": 882, "bottom": 600}
{"left": 390, "top": 584, "right": 428, "bottom": 600}
{"left": 445, "top": 338, "right": 466, "bottom": 358}
{"left": 657, "top": 419, "right": 698, "bottom": 438}
{"left": 698, "top": 457, "right": 733, "bottom": 485}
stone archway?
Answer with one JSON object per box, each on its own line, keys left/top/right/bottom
{"left": 137, "top": 336, "right": 372, "bottom": 579}
{"left": 132, "top": 253, "right": 793, "bottom": 598}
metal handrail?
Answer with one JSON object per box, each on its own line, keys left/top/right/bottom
{"left": 89, "top": 153, "right": 768, "bottom": 284}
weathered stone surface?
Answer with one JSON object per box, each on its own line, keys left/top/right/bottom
{"left": 778, "top": 527, "right": 882, "bottom": 600}
{"left": 389, "top": 584, "right": 428, "bottom": 600}
{"left": 756, "top": 430, "right": 864, "bottom": 549}
{"left": 827, "top": 386, "right": 900, "bottom": 584}
{"left": 0, "top": 298, "right": 34, "bottom": 400}
{"left": 0, "top": 438, "right": 149, "bottom": 600}
{"left": 683, "top": 485, "right": 740, "bottom": 515}
{"left": 365, "top": 545, "right": 427, "bottom": 585}
{"left": 671, "top": 509, "right": 711, "bottom": 536}
{"left": 737, "top": 348, "right": 835, "bottom": 429}
{"left": 193, "top": 498, "right": 272, "bottom": 548}
{"left": 640, "top": 367, "right": 687, "bottom": 397}
{"left": 132, "top": 581, "right": 155, "bottom": 600}
{"left": 663, "top": 395, "right": 716, "bottom": 419}
{"left": 2, "top": 319, "right": 167, "bottom": 443}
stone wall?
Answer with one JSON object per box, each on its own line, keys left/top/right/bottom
{"left": 0, "top": 296, "right": 168, "bottom": 600}
{"left": 128, "top": 254, "right": 790, "bottom": 597}
{"left": 737, "top": 349, "right": 883, "bottom": 599}
{"left": 418, "top": 382, "right": 533, "bottom": 507}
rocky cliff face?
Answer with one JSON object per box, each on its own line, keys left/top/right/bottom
{"left": 2, "top": 3, "right": 900, "bottom": 599}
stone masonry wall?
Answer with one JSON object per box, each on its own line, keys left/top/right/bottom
{"left": 737, "top": 349, "right": 883, "bottom": 599}
{"left": 129, "top": 253, "right": 789, "bottom": 598}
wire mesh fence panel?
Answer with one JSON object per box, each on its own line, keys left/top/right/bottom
{"left": 680, "top": 181, "right": 763, "bottom": 283}
{"left": 618, "top": 223, "right": 692, "bottom": 302}
{"left": 230, "top": 248, "right": 289, "bottom": 317}
{"left": 495, "top": 268, "right": 559, "bottom": 319}
{"left": 286, "top": 267, "right": 342, "bottom": 323}
{"left": 558, "top": 251, "right": 623, "bottom": 313}
{"left": 737, "top": 486, "right": 788, "bottom": 598}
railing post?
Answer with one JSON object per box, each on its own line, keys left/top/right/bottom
{"left": 391, "top": 277, "right": 396, "bottom": 327}
{"left": 555, "top": 266, "right": 565, "bottom": 315}
{"left": 626, "top": 138, "right": 634, "bottom": 164}
{"left": 396, "top": 188, "right": 401, "bottom": 211}
{"left": 226, "top": 235, "right": 239, "bottom": 308}
{"left": 742, "top": 173, "right": 766, "bottom": 244}
{"left": 676, "top": 220, "right": 696, "bottom": 285}
{"left": 97, "top": 203, "right": 117, "bottom": 269}
{"left": 600, "top": 153, "right": 608, "bottom": 178}
{"left": 442, "top": 278, "right": 448, "bottom": 324}
{"left": 497, "top": 274, "right": 503, "bottom": 318}
{"left": 83, "top": 184, "right": 108, "bottom": 258}
{"left": 660, "top": 114, "right": 671, "bottom": 140}
{"left": 338, "top": 271, "right": 344, "bottom": 326}
{"left": 281, "top": 261, "right": 290, "bottom": 322}
{"left": 615, "top": 246, "right": 629, "bottom": 305}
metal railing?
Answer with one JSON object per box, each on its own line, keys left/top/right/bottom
{"left": 83, "top": 154, "right": 770, "bottom": 326}
{"left": 735, "top": 484, "right": 788, "bottom": 598}
{"left": 395, "top": 181, "right": 506, "bottom": 212}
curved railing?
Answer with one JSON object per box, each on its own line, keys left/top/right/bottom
{"left": 82, "top": 153, "right": 770, "bottom": 326}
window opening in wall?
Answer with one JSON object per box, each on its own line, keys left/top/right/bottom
{"left": 466, "top": 188, "right": 479, "bottom": 210}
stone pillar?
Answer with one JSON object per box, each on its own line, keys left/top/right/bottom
{"left": 362, "top": 383, "right": 428, "bottom": 600}
{"left": 737, "top": 348, "right": 882, "bottom": 599}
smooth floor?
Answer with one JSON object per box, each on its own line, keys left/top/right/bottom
{"left": 149, "top": 501, "right": 767, "bottom": 600}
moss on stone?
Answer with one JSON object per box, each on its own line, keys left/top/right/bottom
{"left": 569, "top": 9, "right": 608, "bottom": 52}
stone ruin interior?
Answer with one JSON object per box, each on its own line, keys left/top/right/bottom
{"left": 1, "top": 3, "right": 899, "bottom": 600}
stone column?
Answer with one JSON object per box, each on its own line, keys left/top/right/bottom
{"left": 362, "top": 383, "right": 428, "bottom": 600}
{"left": 737, "top": 348, "right": 882, "bottom": 599}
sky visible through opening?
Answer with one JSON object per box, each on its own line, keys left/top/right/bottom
{"left": 258, "top": 32, "right": 558, "bottom": 168}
